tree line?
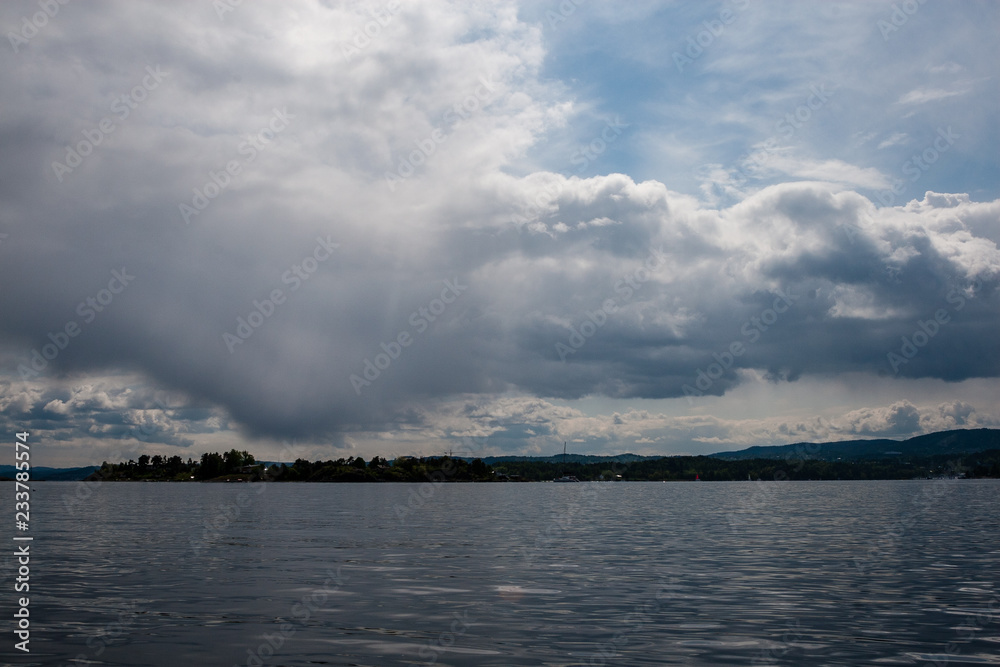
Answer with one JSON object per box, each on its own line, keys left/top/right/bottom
{"left": 88, "top": 451, "right": 494, "bottom": 482}
{"left": 88, "top": 448, "right": 1000, "bottom": 482}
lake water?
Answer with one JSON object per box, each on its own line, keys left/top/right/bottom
{"left": 3, "top": 480, "right": 999, "bottom": 666}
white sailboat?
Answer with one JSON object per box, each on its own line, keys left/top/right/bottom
{"left": 553, "top": 442, "right": 580, "bottom": 482}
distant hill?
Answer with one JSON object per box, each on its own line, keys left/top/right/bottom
{"left": 710, "top": 428, "right": 1000, "bottom": 461}
{"left": 477, "top": 453, "right": 652, "bottom": 465}
{"left": 0, "top": 466, "right": 100, "bottom": 481}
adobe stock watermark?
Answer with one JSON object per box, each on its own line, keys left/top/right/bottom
{"left": 409, "top": 605, "right": 487, "bottom": 666}
{"left": 350, "top": 278, "right": 467, "bottom": 394}
{"left": 544, "top": 0, "right": 587, "bottom": 30}
{"left": 384, "top": 74, "right": 499, "bottom": 191}
{"left": 682, "top": 287, "right": 798, "bottom": 403}
{"left": 519, "top": 480, "right": 612, "bottom": 567}
{"left": 571, "top": 116, "right": 625, "bottom": 173}
{"left": 213, "top": 0, "right": 243, "bottom": 20}
{"left": 929, "top": 591, "right": 1000, "bottom": 666}
{"left": 190, "top": 485, "right": 266, "bottom": 557}
{"left": 15, "top": 268, "right": 135, "bottom": 380}
{"left": 7, "top": 0, "right": 70, "bottom": 54}
{"left": 62, "top": 396, "right": 170, "bottom": 515}
{"left": 510, "top": 178, "right": 564, "bottom": 226}
{"left": 853, "top": 460, "right": 964, "bottom": 575}
{"left": 672, "top": 0, "right": 751, "bottom": 73}
{"left": 775, "top": 84, "right": 834, "bottom": 141}
{"left": 179, "top": 107, "right": 294, "bottom": 224}
{"left": 885, "top": 276, "right": 980, "bottom": 375}
{"left": 584, "top": 579, "right": 681, "bottom": 665}
{"left": 518, "top": 459, "right": 637, "bottom": 569}
{"left": 393, "top": 458, "right": 463, "bottom": 525}
{"left": 512, "top": 116, "right": 626, "bottom": 226}
{"left": 725, "top": 431, "right": 828, "bottom": 530}
{"left": 698, "top": 82, "right": 834, "bottom": 193}
{"left": 877, "top": 0, "right": 929, "bottom": 41}
{"left": 874, "top": 126, "right": 959, "bottom": 208}
{"left": 340, "top": 0, "right": 401, "bottom": 62}
{"left": 555, "top": 246, "right": 667, "bottom": 362}
{"left": 237, "top": 567, "right": 349, "bottom": 667}
{"left": 67, "top": 601, "right": 144, "bottom": 663}
{"left": 52, "top": 65, "right": 168, "bottom": 183}
{"left": 191, "top": 440, "right": 307, "bottom": 556}
{"left": 751, "top": 620, "right": 805, "bottom": 666}
{"left": 838, "top": 223, "right": 906, "bottom": 284}
{"left": 222, "top": 236, "right": 339, "bottom": 354}
{"left": 392, "top": 437, "right": 489, "bottom": 526}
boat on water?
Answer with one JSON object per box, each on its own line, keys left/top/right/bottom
{"left": 553, "top": 442, "right": 580, "bottom": 482}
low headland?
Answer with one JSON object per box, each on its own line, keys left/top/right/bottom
{"left": 71, "top": 428, "right": 1000, "bottom": 483}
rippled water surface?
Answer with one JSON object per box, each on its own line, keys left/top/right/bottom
{"left": 3, "top": 480, "right": 999, "bottom": 666}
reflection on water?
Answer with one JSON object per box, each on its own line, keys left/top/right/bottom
{"left": 2, "top": 480, "right": 998, "bottom": 665}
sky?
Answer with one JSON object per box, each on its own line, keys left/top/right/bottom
{"left": 1, "top": 0, "right": 998, "bottom": 467}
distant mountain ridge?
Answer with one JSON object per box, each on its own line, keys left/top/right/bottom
{"left": 709, "top": 428, "right": 1000, "bottom": 461}
{"left": 481, "top": 429, "right": 1000, "bottom": 465}
{"left": 478, "top": 453, "right": 649, "bottom": 465}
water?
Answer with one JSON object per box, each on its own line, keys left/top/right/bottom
{"left": 2, "top": 480, "right": 999, "bottom": 666}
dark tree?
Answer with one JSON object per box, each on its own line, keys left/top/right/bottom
{"left": 198, "top": 452, "right": 224, "bottom": 479}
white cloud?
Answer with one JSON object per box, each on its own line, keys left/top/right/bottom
{"left": 877, "top": 132, "right": 909, "bottom": 149}
{"left": 759, "top": 156, "right": 892, "bottom": 189}
{"left": 842, "top": 400, "right": 922, "bottom": 435}
{"left": 928, "top": 63, "right": 963, "bottom": 75}
{"left": 896, "top": 86, "right": 970, "bottom": 106}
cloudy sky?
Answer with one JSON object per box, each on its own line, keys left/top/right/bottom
{"left": 2, "top": 0, "right": 998, "bottom": 467}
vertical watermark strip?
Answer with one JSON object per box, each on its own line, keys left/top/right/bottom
{"left": 13, "top": 430, "right": 32, "bottom": 653}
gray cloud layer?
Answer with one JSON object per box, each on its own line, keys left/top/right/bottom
{"left": 1, "top": 1, "right": 998, "bottom": 462}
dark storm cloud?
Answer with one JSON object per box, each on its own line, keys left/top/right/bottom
{"left": 0, "top": 1, "right": 998, "bottom": 455}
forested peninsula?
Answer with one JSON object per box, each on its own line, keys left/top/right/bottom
{"left": 87, "top": 447, "right": 1000, "bottom": 483}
